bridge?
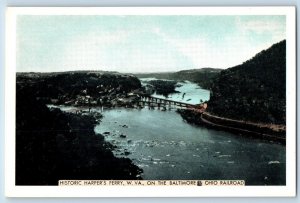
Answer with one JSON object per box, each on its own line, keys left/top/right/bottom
{"left": 137, "top": 95, "right": 197, "bottom": 109}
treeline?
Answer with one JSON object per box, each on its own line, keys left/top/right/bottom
{"left": 17, "top": 71, "right": 141, "bottom": 101}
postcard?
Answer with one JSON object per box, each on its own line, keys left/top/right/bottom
{"left": 5, "top": 6, "right": 296, "bottom": 197}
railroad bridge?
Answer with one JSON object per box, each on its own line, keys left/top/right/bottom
{"left": 138, "top": 95, "right": 197, "bottom": 109}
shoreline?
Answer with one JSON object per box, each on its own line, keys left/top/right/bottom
{"left": 53, "top": 103, "right": 286, "bottom": 145}
{"left": 177, "top": 109, "right": 286, "bottom": 144}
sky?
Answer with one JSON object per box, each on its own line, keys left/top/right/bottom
{"left": 17, "top": 15, "right": 286, "bottom": 73}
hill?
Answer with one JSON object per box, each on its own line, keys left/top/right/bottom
{"left": 17, "top": 71, "right": 142, "bottom": 107}
{"left": 208, "top": 40, "right": 286, "bottom": 124}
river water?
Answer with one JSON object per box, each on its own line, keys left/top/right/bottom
{"left": 53, "top": 79, "right": 286, "bottom": 185}
{"left": 94, "top": 108, "right": 285, "bottom": 185}
{"left": 140, "top": 78, "right": 210, "bottom": 104}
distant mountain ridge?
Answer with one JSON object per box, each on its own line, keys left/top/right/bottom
{"left": 208, "top": 40, "right": 286, "bottom": 124}
{"left": 134, "top": 68, "right": 222, "bottom": 89}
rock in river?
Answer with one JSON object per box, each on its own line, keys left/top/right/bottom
{"left": 120, "top": 134, "right": 127, "bottom": 138}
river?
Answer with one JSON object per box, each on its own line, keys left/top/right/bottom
{"left": 52, "top": 79, "right": 286, "bottom": 185}
{"left": 140, "top": 78, "right": 210, "bottom": 104}
{"left": 94, "top": 107, "right": 285, "bottom": 185}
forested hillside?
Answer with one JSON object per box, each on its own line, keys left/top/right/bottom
{"left": 208, "top": 40, "right": 286, "bottom": 124}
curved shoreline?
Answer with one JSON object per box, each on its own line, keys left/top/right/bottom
{"left": 177, "top": 109, "right": 286, "bottom": 144}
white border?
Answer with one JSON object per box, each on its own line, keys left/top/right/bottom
{"left": 5, "top": 7, "right": 296, "bottom": 197}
